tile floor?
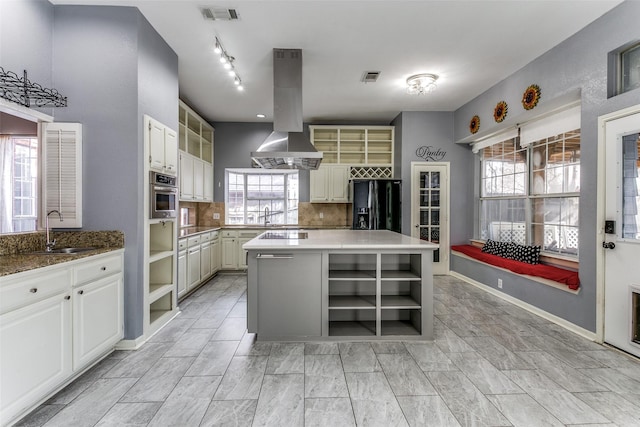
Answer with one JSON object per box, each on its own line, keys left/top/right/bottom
{"left": 15, "top": 273, "right": 640, "bottom": 427}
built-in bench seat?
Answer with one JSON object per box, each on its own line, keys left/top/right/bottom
{"left": 451, "top": 244, "right": 580, "bottom": 290}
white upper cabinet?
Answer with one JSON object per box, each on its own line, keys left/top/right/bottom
{"left": 146, "top": 116, "right": 178, "bottom": 176}
{"left": 42, "top": 122, "right": 82, "bottom": 228}
{"left": 178, "top": 101, "right": 214, "bottom": 202}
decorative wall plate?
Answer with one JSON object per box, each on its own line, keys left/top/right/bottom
{"left": 469, "top": 115, "right": 480, "bottom": 134}
{"left": 494, "top": 101, "right": 508, "bottom": 123}
{"left": 522, "top": 84, "right": 541, "bottom": 110}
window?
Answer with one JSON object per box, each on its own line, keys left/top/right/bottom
{"left": 225, "top": 169, "right": 298, "bottom": 225}
{"left": 0, "top": 136, "right": 39, "bottom": 233}
{"left": 479, "top": 127, "right": 581, "bottom": 257}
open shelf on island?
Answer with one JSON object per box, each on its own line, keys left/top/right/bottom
{"left": 381, "top": 319, "right": 421, "bottom": 336}
{"left": 329, "top": 295, "right": 376, "bottom": 309}
{"left": 381, "top": 295, "right": 421, "bottom": 309}
{"left": 329, "top": 270, "right": 376, "bottom": 280}
{"left": 329, "top": 321, "right": 376, "bottom": 337}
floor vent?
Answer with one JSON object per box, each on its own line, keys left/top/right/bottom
{"left": 361, "top": 71, "right": 381, "bottom": 83}
{"left": 202, "top": 7, "right": 239, "bottom": 21}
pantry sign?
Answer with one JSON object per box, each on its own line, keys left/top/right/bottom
{"left": 415, "top": 146, "right": 447, "bottom": 161}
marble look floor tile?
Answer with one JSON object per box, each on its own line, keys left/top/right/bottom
{"left": 235, "top": 333, "right": 272, "bottom": 356}
{"left": 436, "top": 314, "right": 490, "bottom": 337}
{"left": 48, "top": 357, "right": 120, "bottom": 404}
{"left": 578, "top": 367, "right": 640, "bottom": 396}
{"left": 179, "top": 302, "right": 211, "bottom": 319}
{"left": 527, "top": 389, "right": 612, "bottom": 425}
{"left": 94, "top": 402, "right": 161, "bottom": 426}
{"left": 534, "top": 323, "right": 605, "bottom": 351}
{"left": 339, "top": 342, "right": 381, "bottom": 373}
{"left": 396, "top": 395, "right": 461, "bottom": 427}
{"left": 265, "top": 343, "right": 304, "bottom": 374}
{"left": 304, "top": 398, "right": 355, "bottom": 427}
{"left": 121, "top": 357, "right": 194, "bottom": 402}
{"left": 515, "top": 351, "right": 608, "bottom": 392}
{"left": 103, "top": 343, "right": 172, "bottom": 379}
{"left": 148, "top": 317, "right": 196, "bottom": 343}
{"left": 163, "top": 329, "right": 214, "bottom": 357}
{"left": 574, "top": 391, "right": 640, "bottom": 426}
{"left": 448, "top": 352, "right": 522, "bottom": 394}
{"left": 583, "top": 350, "right": 640, "bottom": 370}
{"left": 253, "top": 374, "right": 304, "bottom": 427}
{"left": 304, "top": 342, "right": 339, "bottom": 355}
{"left": 42, "top": 378, "right": 137, "bottom": 427}
{"left": 503, "top": 369, "right": 565, "bottom": 392}
{"left": 376, "top": 353, "right": 437, "bottom": 396}
{"left": 213, "top": 356, "right": 268, "bottom": 400}
{"left": 211, "top": 317, "right": 247, "bottom": 341}
{"left": 370, "top": 341, "right": 408, "bottom": 354}
{"left": 434, "top": 331, "right": 475, "bottom": 353}
{"left": 13, "top": 405, "right": 64, "bottom": 427}
{"left": 426, "top": 371, "right": 510, "bottom": 427}
{"left": 404, "top": 342, "right": 457, "bottom": 372}
{"left": 345, "top": 372, "right": 408, "bottom": 427}
{"left": 227, "top": 301, "right": 247, "bottom": 318}
{"left": 463, "top": 336, "right": 533, "bottom": 370}
{"left": 486, "top": 394, "right": 563, "bottom": 427}
{"left": 304, "top": 355, "right": 348, "bottom": 398}
{"left": 527, "top": 336, "right": 604, "bottom": 368}
{"left": 167, "top": 376, "right": 222, "bottom": 399}
{"left": 199, "top": 400, "right": 257, "bottom": 427}
{"left": 479, "top": 324, "right": 543, "bottom": 352}
{"left": 184, "top": 340, "right": 238, "bottom": 376}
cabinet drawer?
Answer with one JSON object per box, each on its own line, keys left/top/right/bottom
{"left": 210, "top": 230, "right": 219, "bottom": 240}
{"left": 238, "top": 230, "right": 260, "bottom": 238}
{"left": 188, "top": 235, "right": 201, "bottom": 247}
{"left": 0, "top": 269, "right": 70, "bottom": 315}
{"left": 74, "top": 254, "right": 122, "bottom": 286}
{"left": 200, "top": 232, "right": 212, "bottom": 242}
{"left": 178, "top": 238, "right": 187, "bottom": 250}
{"left": 221, "top": 230, "right": 237, "bottom": 238}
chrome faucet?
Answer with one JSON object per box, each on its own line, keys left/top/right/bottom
{"left": 264, "top": 206, "right": 270, "bottom": 227}
{"left": 45, "top": 210, "right": 63, "bottom": 252}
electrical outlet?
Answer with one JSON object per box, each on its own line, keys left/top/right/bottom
{"left": 319, "top": 212, "right": 324, "bottom": 219}
{"left": 497, "top": 278, "right": 503, "bottom": 289}
{"left": 213, "top": 213, "right": 220, "bottom": 220}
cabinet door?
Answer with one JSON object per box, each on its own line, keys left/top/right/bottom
{"left": 193, "top": 159, "right": 205, "bottom": 200}
{"left": 329, "top": 165, "right": 350, "bottom": 202}
{"left": 149, "top": 119, "right": 166, "bottom": 172}
{"left": 238, "top": 238, "right": 252, "bottom": 269}
{"left": 221, "top": 238, "right": 237, "bottom": 269}
{"left": 309, "top": 166, "right": 329, "bottom": 202}
{"left": 177, "top": 250, "right": 187, "bottom": 299}
{"left": 211, "top": 240, "right": 221, "bottom": 274}
{"left": 164, "top": 128, "right": 178, "bottom": 176}
{"left": 187, "top": 247, "right": 201, "bottom": 290}
{"left": 256, "top": 252, "right": 322, "bottom": 338}
{"left": 203, "top": 162, "right": 213, "bottom": 202}
{"left": 1, "top": 293, "right": 72, "bottom": 424}
{"left": 73, "top": 275, "right": 123, "bottom": 371}
{"left": 180, "top": 153, "right": 194, "bottom": 200}
{"left": 200, "top": 243, "right": 211, "bottom": 280}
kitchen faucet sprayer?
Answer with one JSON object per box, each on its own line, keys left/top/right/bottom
{"left": 45, "top": 210, "right": 63, "bottom": 252}
{"left": 264, "top": 206, "right": 270, "bottom": 227}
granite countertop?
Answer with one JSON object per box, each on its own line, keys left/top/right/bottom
{"left": 243, "top": 229, "right": 439, "bottom": 251}
{"left": 0, "top": 247, "right": 124, "bottom": 277}
{"left": 179, "top": 225, "right": 350, "bottom": 238}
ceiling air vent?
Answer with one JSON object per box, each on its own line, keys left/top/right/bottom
{"left": 202, "top": 7, "right": 239, "bottom": 21}
{"left": 361, "top": 71, "right": 381, "bottom": 83}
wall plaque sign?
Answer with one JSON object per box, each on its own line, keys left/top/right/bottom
{"left": 415, "top": 146, "right": 447, "bottom": 161}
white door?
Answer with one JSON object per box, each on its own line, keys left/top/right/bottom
{"left": 603, "top": 109, "right": 640, "bottom": 357}
{"left": 411, "top": 162, "right": 449, "bottom": 275}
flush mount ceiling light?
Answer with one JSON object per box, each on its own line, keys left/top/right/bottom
{"left": 214, "top": 36, "right": 243, "bottom": 91}
{"left": 406, "top": 73, "right": 439, "bottom": 95}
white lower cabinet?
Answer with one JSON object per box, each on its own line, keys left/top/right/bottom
{"left": 221, "top": 235, "right": 238, "bottom": 269}
{"left": 177, "top": 249, "right": 187, "bottom": 299}
{"left": 221, "top": 229, "right": 261, "bottom": 270}
{"left": 187, "top": 245, "right": 201, "bottom": 291}
{"left": 200, "top": 241, "right": 211, "bottom": 280}
{"left": 211, "top": 232, "right": 221, "bottom": 274}
{"left": 0, "top": 250, "right": 124, "bottom": 426}
{"left": 178, "top": 230, "right": 221, "bottom": 301}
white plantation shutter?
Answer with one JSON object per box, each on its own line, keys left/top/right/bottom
{"left": 42, "top": 123, "right": 82, "bottom": 228}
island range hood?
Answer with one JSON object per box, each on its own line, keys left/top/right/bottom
{"left": 251, "top": 49, "right": 323, "bottom": 170}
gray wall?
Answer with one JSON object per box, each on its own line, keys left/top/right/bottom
{"left": 0, "top": 113, "right": 38, "bottom": 134}
{"left": 452, "top": 0, "right": 640, "bottom": 332}
{"left": 51, "top": 5, "right": 178, "bottom": 339}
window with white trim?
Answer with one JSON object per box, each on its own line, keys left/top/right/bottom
{"left": 225, "top": 169, "right": 298, "bottom": 225}
{"left": 0, "top": 136, "right": 38, "bottom": 233}
{"left": 478, "top": 106, "right": 581, "bottom": 257}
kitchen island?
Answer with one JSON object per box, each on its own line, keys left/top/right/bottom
{"left": 244, "top": 229, "right": 438, "bottom": 341}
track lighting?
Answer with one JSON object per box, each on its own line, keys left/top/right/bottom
{"left": 214, "top": 36, "right": 243, "bottom": 91}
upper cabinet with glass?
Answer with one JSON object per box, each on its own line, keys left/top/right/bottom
{"left": 178, "top": 100, "right": 213, "bottom": 164}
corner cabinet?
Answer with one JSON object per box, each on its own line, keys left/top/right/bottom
{"left": 178, "top": 101, "right": 214, "bottom": 202}
{"left": 309, "top": 125, "right": 395, "bottom": 203}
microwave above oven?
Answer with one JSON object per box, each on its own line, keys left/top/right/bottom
{"left": 150, "top": 171, "right": 177, "bottom": 219}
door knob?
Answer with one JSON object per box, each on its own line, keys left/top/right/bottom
{"left": 602, "top": 241, "right": 616, "bottom": 249}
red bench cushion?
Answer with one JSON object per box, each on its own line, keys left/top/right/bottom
{"left": 451, "top": 245, "right": 579, "bottom": 290}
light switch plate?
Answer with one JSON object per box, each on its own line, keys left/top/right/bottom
{"left": 213, "top": 213, "right": 220, "bottom": 220}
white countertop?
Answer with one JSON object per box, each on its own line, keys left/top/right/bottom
{"left": 243, "top": 229, "right": 438, "bottom": 251}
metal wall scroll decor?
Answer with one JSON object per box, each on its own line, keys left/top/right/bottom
{"left": 522, "top": 84, "right": 541, "bottom": 110}
{"left": 493, "top": 100, "right": 508, "bottom": 123}
{"left": 469, "top": 115, "right": 480, "bottom": 134}
{"left": 415, "top": 146, "right": 447, "bottom": 161}
{"left": 0, "top": 67, "right": 67, "bottom": 108}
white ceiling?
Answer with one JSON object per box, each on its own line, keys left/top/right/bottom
{"left": 52, "top": 0, "right": 623, "bottom": 124}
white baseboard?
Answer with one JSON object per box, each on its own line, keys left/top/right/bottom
{"left": 115, "top": 311, "right": 182, "bottom": 351}
{"left": 449, "top": 271, "right": 598, "bottom": 342}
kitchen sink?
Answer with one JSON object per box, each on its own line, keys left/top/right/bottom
{"left": 260, "top": 231, "right": 308, "bottom": 240}
{"left": 30, "top": 247, "right": 96, "bottom": 255}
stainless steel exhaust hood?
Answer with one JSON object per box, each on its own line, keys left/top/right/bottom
{"left": 251, "top": 49, "right": 323, "bottom": 170}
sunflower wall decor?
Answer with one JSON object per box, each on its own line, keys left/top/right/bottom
{"left": 469, "top": 115, "right": 480, "bottom": 134}
{"left": 493, "top": 101, "right": 508, "bottom": 123}
{"left": 522, "top": 84, "right": 541, "bottom": 110}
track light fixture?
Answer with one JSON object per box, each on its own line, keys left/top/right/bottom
{"left": 214, "top": 36, "right": 243, "bottom": 92}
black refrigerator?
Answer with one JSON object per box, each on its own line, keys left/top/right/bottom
{"left": 352, "top": 179, "right": 402, "bottom": 233}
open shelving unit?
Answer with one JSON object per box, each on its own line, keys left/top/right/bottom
{"left": 146, "top": 219, "right": 177, "bottom": 336}
{"left": 310, "top": 126, "right": 394, "bottom": 167}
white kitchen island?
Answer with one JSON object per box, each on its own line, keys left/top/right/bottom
{"left": 244, "top": 229, "right": 438, "bottom": 341}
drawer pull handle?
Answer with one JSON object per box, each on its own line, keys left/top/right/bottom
{"left": 64, "top": 295, "right": 71, "bottom": 300}
{"left": 101, "top": 266, "right": 107, "bottom": 271}
{"left": 78, "top": 290, "right": 84, "bottom": 295}
{"left": 30, "top": 288, "right": 38, "bottom": 293}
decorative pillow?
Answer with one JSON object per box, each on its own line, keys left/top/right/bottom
{"left": 503, "top": 242, "right": 517, "bottom": 260}
{"left": 481, "top": 239, "right": 499, "bottom": 255}
{"left": 511, "top": 244, "right": 541, "bottom": 264}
